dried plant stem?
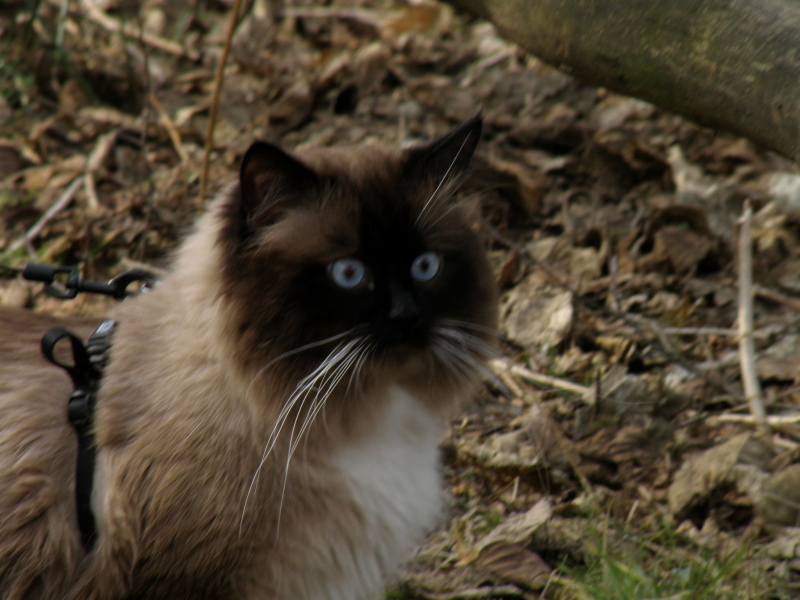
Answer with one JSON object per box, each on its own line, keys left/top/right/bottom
{"left": 737, "top": 201, "right": 768, "bottom": 436}
{"left": 754, "top": 284, "right": 800, "bottom": 312}
{"left": 149, "top": 93, "right": 188, "bottom": 163}
{"left": 710, "top": 413, "right": 800, "bottom": 427}
{"left": 85, "top": 130, "right": 120, "bottom": 211}
{"left": 9, "top": 175, "right": 84, "bottom": 254}
{"left": 80, "top": 0, "right": 200, "bottom": 61}
{"left": 199, "top": 0, "right": 244, "bottom": 207}
{"left": 663, "top": 326, "right": 738, "bottom": 337}
{"left": 490, "top": 358, "right": 595, "bottom": 405}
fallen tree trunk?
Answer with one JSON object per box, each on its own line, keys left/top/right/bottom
{"left": 444, "top": 0, "right": 800, "bottom": 162}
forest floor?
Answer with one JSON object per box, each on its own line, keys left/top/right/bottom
{"left": 2, "top": 1, "right": 800, "bottom": 598}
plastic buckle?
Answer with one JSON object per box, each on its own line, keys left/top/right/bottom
{"left": 67, "top": 389, "right": 93, "bottom": 430}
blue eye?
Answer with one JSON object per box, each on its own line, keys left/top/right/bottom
{"left": 410, "top": 252, "right": 441, "bottom": 282}
{"left": 329, "top": 258, "right": 368, "bottom": 289}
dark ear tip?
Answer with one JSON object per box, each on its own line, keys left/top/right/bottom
{"left": 447, "top": 111, "right": 483, "bottom": 143}
{"left": 240, "top": 141, "right": 278, "bottom": 175}
{"left": 238, "top": 141, "right": 318, "bottom": 222}
{"left": 466, "top": 110, "right": 483, "bottom": 129}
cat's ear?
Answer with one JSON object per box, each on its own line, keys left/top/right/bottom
{"left": 403, "top": 113, "right": 482, "bottom": 183}
{"left": 239, "top": 141, "right": 318, "bottom": 225}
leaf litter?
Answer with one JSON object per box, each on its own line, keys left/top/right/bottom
{"left": 2, "top": 0, "right": 800, "bottom": 596}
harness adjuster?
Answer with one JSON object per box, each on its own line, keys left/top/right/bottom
{"left": 67, "top": 390, "right": 93, "bottom": 429}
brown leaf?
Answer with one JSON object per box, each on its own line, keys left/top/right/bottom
{"left": 668, "top": 433, "right": 773, "bottom": 519}
{"left": 497, "top": 251, "right": 520, "bottom": 289}
{"left": 757, "top": 464, "right": 800, "bottom": 528}
{"left": 475, "top": 542, "right": 552, "bottom": 590}
{"left": 476, "top": 498, "right": 552, "bottom": 551}
{"left": 0, "top": 140, "right": 29, "bottom": 178}
{"left": 502, "top": 281, "right": 573, "bottom": 349}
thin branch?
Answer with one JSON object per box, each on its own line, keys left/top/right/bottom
{"left": 490, "top": 358, "right": 596, "bottom": 405}
{"left": 279, "top": 7, "right": 384, "bottom": 36}
{"left": 149, "top": 92, "right": 188, "bottom": 163}
{"left": 80, "top": 0, "right": 200, "bottom": 61}
{"left": 199, "top": 0, "right": 244, "bottom": 206}
{"left": 84, "top": 130, "right": 119, "bottom": 211}
{"left": 754, "top": 284, "right": 800, "bottom": 312}
{"left": 8, "top": 175, "right": 85, "bottom": 254}
{"left": 737, "top": 200, "right": 768, "bottom": 436}
{"left": 709, "top": 413, "right": 800, "bottom": 427}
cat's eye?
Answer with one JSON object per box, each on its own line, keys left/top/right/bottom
{"left": 329, "top": 258, "right": 368, "bottom": 289}
{"left": 410, "top": 252, "right": 441, "bottom": 282}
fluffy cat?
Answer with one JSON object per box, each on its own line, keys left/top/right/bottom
{"left": 0, "top": 115, "right": 497, "bottom": 600}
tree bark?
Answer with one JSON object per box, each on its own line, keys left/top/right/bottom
{"left": 444, "top": 0, "right": 800, "bottom": 162}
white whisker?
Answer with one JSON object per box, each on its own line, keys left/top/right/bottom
{"left": 433, "top": 325, "right": 498, "bottom": 360}
{"left": 288, "top": 343, "right": 362, "bottom": 457}
{"left": 418, "top": 196, "right": 468, "bottom": 232}
{"left": 239, "top": 335, "right": 364, "bottom": 537}
{"left": 415, "top": 132, "right": 473, "bottom": 226}
{"left": 431, "top": 324, "right": 498, "bottom": 383}
{"left": 345, "top": 342, "right": 374, "bottom": 398}
{"left": 276, "top": 338, "right": 367, "bottom": 530}
{"left": 260, "top": 327, "right": 361, "bottom": 367}
{"left": 438, "top": 318, "right": 499, "bottom": 336}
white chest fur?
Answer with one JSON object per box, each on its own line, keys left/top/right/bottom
{"left": 326, "top": 386, "right": 445, "bottom": 600}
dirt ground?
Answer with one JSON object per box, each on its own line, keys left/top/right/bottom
{"left": 2, "top": 1, "right": 800, "bottom": 598}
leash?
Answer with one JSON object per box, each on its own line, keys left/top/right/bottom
{"left": 12, "top": 263, "right": 156, "bottom": 300}
{"left": 5, "top": 262, "right": 157, "bottom": 552}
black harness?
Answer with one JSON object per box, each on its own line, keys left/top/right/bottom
{"left": 41, "top": 321, "right": 117, "bottom": 551}
{"left": 8, "top": 263, "right": 158, "bottom": 553}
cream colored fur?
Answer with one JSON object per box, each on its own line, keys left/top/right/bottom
{"left": 0, "top": 200, "right": 468, "bottom": 600}
{"left": 0, "top": 120, "right": 495, "bottom": 599}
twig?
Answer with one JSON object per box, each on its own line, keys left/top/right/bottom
{"left": 84, "top": 130, "right": 119, "bottom": 211}
{"left": 279, "top": 7, "right": 384, "bottom": 35}
{"left": 709, "top": 413, "right": 800, "bottom": 427}
{"left": 737, "top": 201, "right": 768, "bottom": 436}
{"left": 662, "top": 325, "right": 778, "bottom": 339}
{"left": 497, "top": 371, "right": 525, "bottom": 398}
{"left": 490, "top": 358, "right": 595, "bottom": 405}
{"left": 754, "top": 284, "right": 800, "bottom": 312}
{"left": 662, "top": 326, "right": 737, "bottom": 337}
{"left": 8, "top": 175, "right": 85, "bottom": 253}
{"left": 80, "top": 0, "right": 200, "bottom": 61}
{"left": 149, "top": 93, "right": 188, "bottom": 163}
{"left": 199, "top": 0, "right": 244, "bottom": 206}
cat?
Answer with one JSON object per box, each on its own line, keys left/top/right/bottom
{"left": 0, "top": 115, "right": 497, "bottom": 600}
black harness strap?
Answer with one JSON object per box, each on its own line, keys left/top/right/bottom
{"left": 41, "top": 320, "right": 117, "bottom": 552}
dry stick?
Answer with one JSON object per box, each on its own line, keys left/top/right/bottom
{"left": 490, "top": 358, "right": 596, "bottom": 405}
{"left": 80, "top": 0, "right": 200, "bottom": 61}
{"left": 663, "top": 325, "right": 778, "bottom": 339}
{"left": 84, "top": 130, "right": 120, "bottom": 211}
{"left": 199, "top": 0, "right": 244, "bottom": 206}
{"left": 663, "top": 326, "right": 739, "bottom": 337}
{"left": 710, "top": 413, "right": 800, "bottom": 427}
{"left": 149, "top": 92, "right": 188, "bottom": 163}
{"left": 754, "top": 284, "right": 800, "bottom": 312}
{"left": 737, "top": 201, "right": 769, "bottom": 436}
{"left": 9, "top": 175, "right": 85, "bottom": 254}
{"left": 280, "top": 7, "right": 384, "bottom": 34}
